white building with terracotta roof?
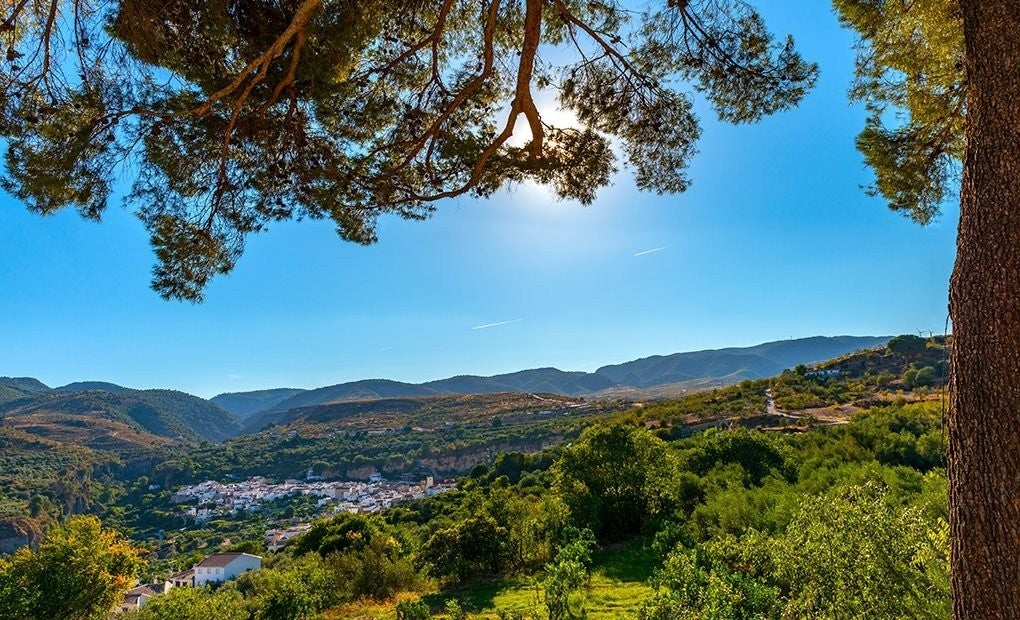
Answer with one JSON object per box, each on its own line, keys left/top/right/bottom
{"left": 193, "top": 552, "right": 262, "bottom": 586}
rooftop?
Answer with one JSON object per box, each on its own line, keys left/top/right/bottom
{"left": 196, "top": 552, "right": 262, "bottom": 568}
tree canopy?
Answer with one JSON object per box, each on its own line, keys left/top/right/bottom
{"left": 833, "top": 0, "right": 964, "bottom": 224}
{"left": 0, "top": 0, "right": 815, "bottom": 300}
{"left": 0, "top": 515, "right": 141, "bottom": 620}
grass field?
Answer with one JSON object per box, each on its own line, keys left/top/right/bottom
{"left": 339, "top": 540, "right": 658, "bottom": 620}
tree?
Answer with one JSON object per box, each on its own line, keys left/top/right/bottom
{"left": 752, "top": 482, "right": 949, "bottom": 619}
{"left": 395, "top": 600, "right": 433, "bottom": 620}
{"left": 832, "top": 1, "right": 1019, "bottom": 615}
{"left": 832, "top": 0, "right": 964, "bottom": 224}
{"left": 639, "top": 546, "right": 779, "bottom": 620}
{"left": 133, "top": 586, "right": 247, "bottom": 620}
{"left": 542, "top": 529, "right": 595, "bottom": 620}
{"left": 420, "top": 514, "right": 510, "bottom": 582}
{"left": 887, "top": 335, "right": 929, "bottom": 356}
{"left": 554, "top": 423, "right": 675, "bottom": 541}
{"left": 235, "top": 555, "right": 336, "bottom": 620}
{"left": 0, "top": 515, "right": 142, "bottom": 620}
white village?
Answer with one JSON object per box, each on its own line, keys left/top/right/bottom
{"left": 171, "top": 472, "right": 457, "bottom": 523}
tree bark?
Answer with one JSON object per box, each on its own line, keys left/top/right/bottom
{"left": 949, "top": 2, "right": 1020, "bottom": 618}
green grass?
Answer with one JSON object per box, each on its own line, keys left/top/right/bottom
{"left": 424, "top": 539, "right": 658, "bottom": 619}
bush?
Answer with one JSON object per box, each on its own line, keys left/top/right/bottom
{"left": 554, "top": 423, "right": 676, "bottom": 541}
{"left": 887, "top": 335, "right": 927, "bottom": 355}
{"left": 396, "top": 600, "right": 432, "bottom": 620}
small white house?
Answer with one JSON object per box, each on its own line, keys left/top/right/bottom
{"left": 193, "top": 552, "right": 262, "bottom": 586}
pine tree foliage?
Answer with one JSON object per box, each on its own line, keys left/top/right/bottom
{"left": 0, "top": 0, "right": 815, "bottom": 300}
{"left": 833, "top": 0, "right": 965, "bottom": 224}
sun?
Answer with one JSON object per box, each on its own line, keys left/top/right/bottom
{"left": 507, "top": 100, "right": 583, "bottom": 149}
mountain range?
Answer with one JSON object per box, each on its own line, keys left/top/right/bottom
{"left": 227, "top": 335, "right": 890, "bottom": 431}
{"left": 1, "top": 334, "right": 890, "bottom": 443}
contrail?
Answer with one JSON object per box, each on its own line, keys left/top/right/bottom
{"left": 634, "top": 247, "right": 666, "bottom": 256}
{"left": 472, "top": 318, "right": 524, "bottom": 330}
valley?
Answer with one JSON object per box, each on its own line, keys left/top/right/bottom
{"left": 0, "top": 334, "right": 951, "bottom": 619}
{"left": 0, "top": 334, "right": 889, "bottom": 524}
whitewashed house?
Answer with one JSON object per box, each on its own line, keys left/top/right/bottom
{"left": 193, "top": 552, "right": 262, "bottom": 586}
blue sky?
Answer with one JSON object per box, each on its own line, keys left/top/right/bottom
{"left": 0, "top": 1, "right": 956, "bottom": 398}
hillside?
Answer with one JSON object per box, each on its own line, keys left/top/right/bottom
{"left": 0, "top": 388, "right": 241, "bottom": 444}
{"left": 66, "top": 351, "right": 948, "bottom": 620}
{"left": 0, "top": 387, "right": 241, "bottom": 520}
{"left": 237, "top": 335, "right": 890, "bottom": 422}
{"left": 250, "top": 370, "right": 615, "bottom": 427}
{"left": 0, "top": 336, "right": 947, "bottom": 562}
{"left": 0, "top": 377, "right": 51, "bottom": 406}
{"left": 426, "top": 368, "right": 617, "bottom": 396}
{"left": 277, "top": 391, "right": 587, "bottom": 431}
{"left": 633, "top": 335, "right": 949, "bottom": 432}
{"left": 244, "top": 388, "right": 590, "bottom": 434}
{"left": 256, "top": 379, "right": 440, "bottom": 420}
{"left": 177, "top": 391, "right": 608, "bottom": 485}
{"left": 210, "top": 388, "right": 307, "bottom": 420}
{"left": 594, "top": 335, "right": 891, "bottom": 388}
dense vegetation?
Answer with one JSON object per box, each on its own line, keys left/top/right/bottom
{"left": 0, "top": 341, "right": 955, "bottom": 618}
{"left": 0, "top": 398, "right": 948, "bottom": 619}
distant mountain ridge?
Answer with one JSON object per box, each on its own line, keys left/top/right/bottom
{"left": 253, "top": 369, "right": 617, "bottom": 417}
{"left": 236, "top": 335, "right": 890, "bottom": 431}
{"left": 2, "top": 335, "right": 891, "bottom": 440}
{"left": 211, "top": 388, "right": 307, "bottom": 420}
{"left": 56, "top": 381, "right": 135, "bottom": 394}
{"left": 594, "top": 336, "right": 892, "bottom": 388}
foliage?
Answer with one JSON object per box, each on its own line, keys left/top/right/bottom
{"left": 634, "top": 381, "right": 769, "bottom": 426}
{"left": 640, "top": 546, "right": 778, "bottom": 620}
{"left": 0, "top": 373, "right": 955, "bottom": 619}
{"left": 554, "top": 423, "right": 675, "bottom": 541}
{"left": 288, "top": 513, "right": 381, "bottom": 557}
{"left": 236, "top": 553, "right": 340, "bottom": 620}
{"left": 542, "top": 528, "right": 595, "bottom": 620}
{"left": 0, "top": 515, "right": 142, "bottom": 620}
{"left": 396, "top": 599, "right": 433, "bottom": 620}
{"left": 745, "top": 481, "right": 950, "bottom": 619}
{"left": 0, "top": 0, "right": 815, "bottom": 300}
{"left": 421, "top": 513, "right": 510, "bottom": 582}
{"left": 325, "top": 533, "right": 420, "bottom": 600}
{"left": 130, "top": 586, "right": 247, "bottom": 620}
{"left": 833, "top": 0, "right": 964, "bottom": 223}
{"left": 444, "top": 598, "right": 468, "bottom": 620}
{"left": 681, "top": 429, "right": 793, "bottom": 485}
{"left": 283, "top": 513, "right": 419, "bottom": 601}
{"left": 887, "top": 335, "right": 929, "bottom": 355}
{"left": 903, "top": 364, "right": 938, "bottom": 390}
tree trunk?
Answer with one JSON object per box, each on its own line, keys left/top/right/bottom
{"left": 949, "top": 2, "right": 1020, "bottom": 618}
